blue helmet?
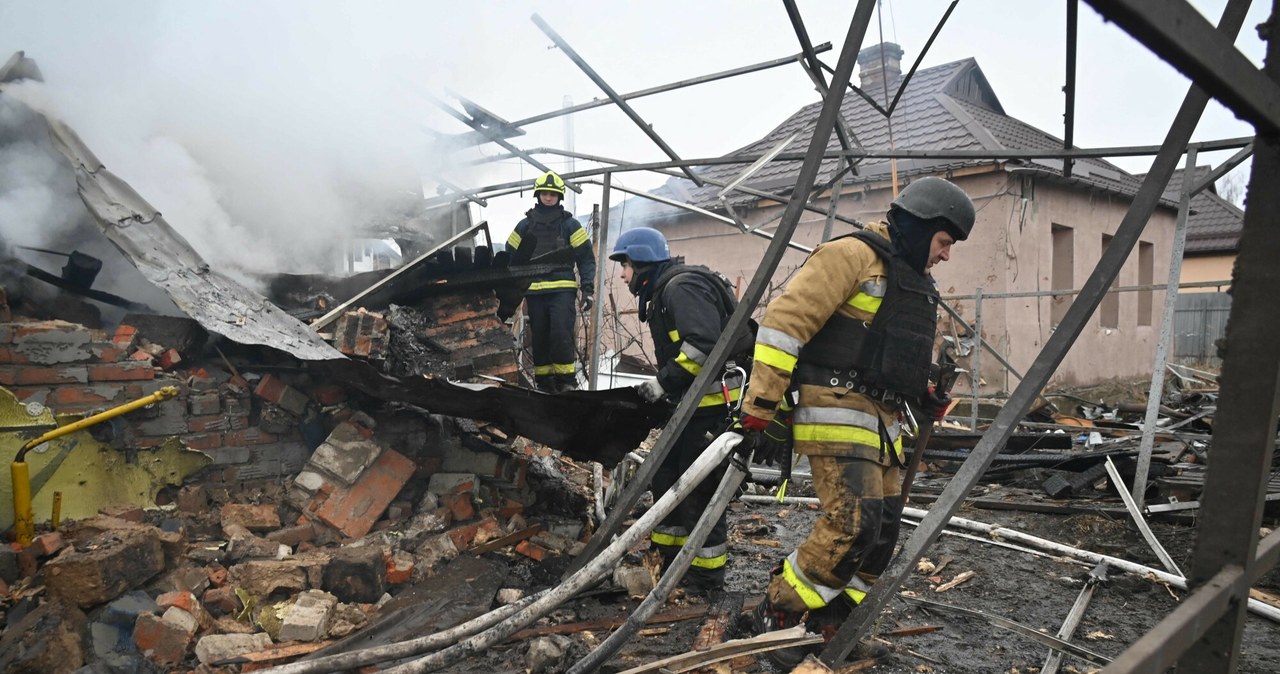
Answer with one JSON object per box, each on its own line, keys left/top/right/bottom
{"left": 609, "top": 227, "right": 670, "bottom": 263}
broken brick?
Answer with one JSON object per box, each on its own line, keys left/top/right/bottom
{"left": 99, "top": 504, "right": 145, "bottom": 522}
{"left": 254, "top": 374, "right": 310, "bottom": 416}
{"left": 111, "top": 324, "right": 138, "bottom": 351}
{"left": 87, "top": 361, "right": 156, "bottom": 382}
{"left": 321, "top": 546, "right": 386, "bottom": 604}
{"left": 134, "top": 610, "right": 195, "bottom": 666}
{"left": 203, "top": 586, "right": 239, "bottom": 617}
{"left": 385, "top": 551, "right": 415, "bottom": 585}
{"left": 30, "top": 532, "right": 64, "bottom": 557}
{"left": 515, "top": 539, "right": 550, "bottom": 562}
{"left": 156, "top": 590, "right": 201, "bottom": 615}
{"left": 177, "top": 485, "right": 209, "bottom": 513}
{"left": 158, "top": 348, "right": 182, "bottom": 370}
{"left": 221, "top": 503, "right": 281, "bottom": 532}
{"left": 439, "top": 492, "right": 475, "bottom": 521}
{"left": 311, "top": 383, "right": 348, "bottom": 406}
{"left": 313, "top": 448, "right": 415, "bottom": 539}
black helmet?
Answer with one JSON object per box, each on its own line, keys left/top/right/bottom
{"left": 891, "top": 177, "right": 975, "bottom": 241}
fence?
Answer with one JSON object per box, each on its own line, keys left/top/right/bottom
{"left": 1173, "top": 292, "right": 1232, "bottom": 363}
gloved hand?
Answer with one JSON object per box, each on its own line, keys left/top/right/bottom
{"left": 634, "top": 379, "right": 666, "bottom": 403}
{"left": 733, "top": 413, "right": 793, "bottom": 466}
{"left": 579, "top": 291, "right": 594, "bottom": 312}
{"left": 920, "top": 385, "right": 952, "bottom": 422}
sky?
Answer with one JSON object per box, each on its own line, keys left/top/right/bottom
{"left": 0, "top": 0, "right": 1268, "bottom": 279}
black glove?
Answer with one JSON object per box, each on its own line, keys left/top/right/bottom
{"left": 920, "top": 385, "right": 952, "bottom": 422}
{"left": 579, "top": 291, "right": 594, "bottom": 312}
{"left": 733, "top": 413, "right": 793, "bottom": 466}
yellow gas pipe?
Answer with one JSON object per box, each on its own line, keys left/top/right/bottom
{"left": 11, "top": 386, "right": 178, "bottom": 545}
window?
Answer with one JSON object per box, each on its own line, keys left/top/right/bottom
{"left": 1138, "top": 241, "right": 1154, "bottom": 326}
{"left": 1101, "top": 234, "right": 1120, "bottom": 328}
{"left": 1051, "top": 224, "right": 1074, "bottom": 327}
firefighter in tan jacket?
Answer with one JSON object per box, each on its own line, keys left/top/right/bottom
{"left": 739, "top": 177, "right": 975, "bottom": 667}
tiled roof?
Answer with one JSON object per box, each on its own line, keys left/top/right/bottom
{"left": 624, "top": 51, "right": 1171, "bottom": 225}
{"left": 1137, "top": 166, "right": 1245, "bottom": 254}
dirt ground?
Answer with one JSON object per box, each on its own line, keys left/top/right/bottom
{"left": 444, "top": 481, "right": 1280, "bottom": 674}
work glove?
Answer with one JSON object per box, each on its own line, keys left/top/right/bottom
{"left": 634, "top": 378, "right": 666, "bottom": 403}
{"left": 732, "top": 413, "right": 793, "bottom": 466}
{"left": 579, "top": 291, "right": 594, "bottom": 312}
{"left": 919, "top": 385, "right": 952, "bottom": 422}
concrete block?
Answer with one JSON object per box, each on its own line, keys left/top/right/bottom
{"left": 294, "top": 470, "right": 326, "bottom": 493}
{"left": 195, "top": 632, "right": 273, "bottom": 665}
{"left": 309, "top": 421, "right": 382, "bottom": 485}
{"left": 187, "top": 391, "right": 221, "bottom": 416}
{"left": 427, "top": 472, "right": 478, "bottom": 496}
{"left": 228, "top": 560, "right": 308, "bottom": 598}
{"left": 45, "top": 527, "right": 165, "bottom": 608}
{"left": 441, "top": 446, "right": 503, "bottom": 477}
{"left": 279, "top": 590, "right": 337, "bottom": 642}
{"left": 321, "top": 546, "right": 386, "bottom": 604}
{"left": 221, "top": 503, "right": 281, "bottom": 532}
{"left": 102, "top": 590, "right": 159, "bottom": 627}
{"left": 314, "top": 448, "right": 415, "bottom": 539}
{"left": 12, "top": 320, "right": 93, "bottom": 364}
{"left": 161, "top": 605, "right": 199, "bottom": 635}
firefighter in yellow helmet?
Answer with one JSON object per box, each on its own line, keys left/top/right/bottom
{"left": 505, "top": 171, "right": 597, "bottom": 392}
{"left": 741, "top": 177, "right": 975, "bottom": 667}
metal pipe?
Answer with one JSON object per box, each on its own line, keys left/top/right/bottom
{"left": 532, "top": 13, "right": 703, "bottom": 187}
{"left": 567, "top": 0, "right": 878, "bottom": 576}
{"left": 1063, "top": 0, "right": 1079, "bottom": 179}
{"left": 569, "top": 447, "right": 749, "bottom": 673}
{"left": 1133, "top": 146, "right": 1197, "bottom": 511}
{"left": 970, "top": 287, "right": 983, "bottom": 432}
{"left": 384, "top": 433, "right": 742, "bottom": 673}
{"left": 822, "top": 1, "right": 1249, "bottom": 663}
{"left": 11, "top": 385, "right": 178, "bottom": 544}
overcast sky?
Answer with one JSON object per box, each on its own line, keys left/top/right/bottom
{"left": 0, "top": 1, "right": 1268, "bottom": 276}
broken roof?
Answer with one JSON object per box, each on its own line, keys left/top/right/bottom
{"left": 635, "top": 50, "right": 1163, "bottom": 219}
{"left": 1138, "top": 165, "right": 1245, "bottom": 255}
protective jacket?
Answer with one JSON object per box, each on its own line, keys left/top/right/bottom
{"left": 644, "top": 263, "right": 754, "bottom": 410}
{"left": 743, "top": 222, "right": 937, "bottom": 464}
{"left": 507, "top": 204, "right": 596, "bottom": 295}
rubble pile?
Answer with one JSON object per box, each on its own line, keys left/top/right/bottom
{"left": 0, "top": 290, "right": 608, "bottom": 672}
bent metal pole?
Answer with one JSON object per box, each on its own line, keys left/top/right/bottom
{"left": 382, "top": 433, "right": 744, "bottom": 674}
{"left": 568, "top": 449, "right": 752, "bottom": 673}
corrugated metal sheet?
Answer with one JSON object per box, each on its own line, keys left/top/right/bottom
{"left": 1174, "top": 292, "right": 1231, "bottom": 361}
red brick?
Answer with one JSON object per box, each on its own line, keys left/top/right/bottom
{"left": 130, "top": 350, "right": 155, "bottom": 363}
{"left": 206, "top": 563, "right": 228, "bottom": 587}
{"left": 514, "top": 539, "right": 550, "bottom": 562}
{"left": 133, "top": 611, "right": 193, "bottom": 665}
{"left": 158, "top": 349, "right": 182, "bottom": 370}
{"left": 224, "top": 428, "right": 277, "bottom": 446}
{"left": 445, "top": 522, "right": 480, "bottom": 551}
{"left": 203, "top": 586, "right": 238, "bottom": 616}
{"left": 314, "top": 449, "right": 416, "bottom": 539}
{"left": 13, "top": 320, "right": 90, "bottom": 339}
{"left": 99, "top": 504, "right": 145, "bottom": 522}
{"left": 253, "top": 374, "right": 288, "bottom": 405}
{"left": 221, "top": 503, "right": 281, "bottom": 532}
{"left": 311, "top": 384, "right": 348, "bottom": 406}
{"left": 49, "top": 386, "right": 118, "bottom": 408}
{"left": 0, "top": 347, "right": 28, "bottom": 364}
{"left": 156, "top": 590, "right": 200, "bottom": 614}
{"left": 88, "top": 361, "right": 156, "bottom": 382}
{"left": 499, "top": 498, "right": 526, "bottom": 520}
{"left": 112, "top": 325, "right": 138, "bottom": 350}
{"left": 30, "top": 532, "right": 64, "bottom": 557}
{"left": 0, "top": 366, "right": 88, "bottom": 386}
{"left": 386, "top": 551, "right": 415, "bottom": 585}
{"left": 439, "top": 492, "right": 475, "bottom": 521}
{"left": 90, "top": 344, "right": 124, "bottom": 363}
{"left": 186, "top": 415, "right": 227, "bottom": 433}
{"left": 177, "top": 485, "right": 208, "bottom": 513}
{"left": 182, "top": 433, "right": 222, "bottom": 450}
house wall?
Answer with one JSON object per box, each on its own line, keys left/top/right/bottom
{"left": 596, "top": 169, "right": 1179, "bottom": 394}
{"left": 1179, "top": 254, "right": 1235, "bottom": 292}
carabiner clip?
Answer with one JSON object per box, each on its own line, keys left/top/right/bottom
{"left": 722, "top": 360, "right": 747, "bottom": 415}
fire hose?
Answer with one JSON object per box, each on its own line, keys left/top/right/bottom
{"left": 260, "top": 431, "right": 744, "bottom": 674}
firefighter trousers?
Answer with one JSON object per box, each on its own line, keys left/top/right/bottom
{"left": 526, "top": 291, "right": 578, "bottom": 391}
{"left": 650, "top": 411, "right": 731, "bottom": 590}
{"left": 767, "top": 454, "right": 903, "bottom": 613}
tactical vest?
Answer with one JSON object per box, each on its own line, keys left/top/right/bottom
{"left": 796, "top": 230, "right": 938, "bottom": 401}
{"left": 525, "top": 209, "right": 571, "bottom": 261}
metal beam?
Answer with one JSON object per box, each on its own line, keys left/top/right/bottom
{"left": 821, "top": 0, "right": 1252, "bottom": 665}
{"left": 888, "top": 0, "right": 959, "bottom": 117}
{"left": 1177, "top": 13, "right": 1280, "bottom": 666}
{"left": 532, "top": 13, "right": 704, "bottom": 187}
{"left": 588, "top": 173, "right": 612, "bottom": 391}
{"left": 506, "top": 44, "right": 832, "bottom": 128}
{"left": 1063, "top": 0, "right": 1080, "bottom": 178}
{"left": 1084, "top": 0, "right": 1280, "bottom": 136}
{"left": 1102, "top": 529, "right": 1280, "bottom": 673}
{"left": 566, "top": 0, "right": 878, "bottom": 577}
{"left": 782, "top": 0, "right": 864, "bottom": 177}
{"left": 310, "top": 222, "right": 488, "bottom": 332}
{"left": 1189, "top": 141, "right": 1254, "bottom": 195}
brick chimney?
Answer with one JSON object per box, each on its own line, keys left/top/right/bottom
{"left": 857, "top": 42, "right": 904, "bottom": 105}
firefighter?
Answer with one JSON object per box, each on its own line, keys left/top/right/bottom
{"left": 740, "top": 177, "right": 974, "bottom": 666}
{"left": 506, "top": 171, "right": 597, "bottom": 392}
{"left": 609, "top": 226, "right": 754, "bottom": 593}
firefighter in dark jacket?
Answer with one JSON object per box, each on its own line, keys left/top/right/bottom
{"left": 740, "top": 177, "right": 975, "bottom": 666}
{"left": 506, "top": 171, "right": 597, "bottom": 392}
{"left": 610, "top": 226, "right": 754, "bottom": 593}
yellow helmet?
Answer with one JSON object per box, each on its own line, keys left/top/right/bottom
{"left": 533, "top": 171, "right": 566, "bottom": 197}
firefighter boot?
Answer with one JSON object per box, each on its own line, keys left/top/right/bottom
{"left": 748, "top": 596, "right": 810, "bottom": 670}
{"left": 681, "top": 565, "right": 725, "bottom": 596}
{"left": 805, "top": 593, "right": 890, "bottom": 662}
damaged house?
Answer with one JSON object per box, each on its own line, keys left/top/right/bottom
{"left": 604, "top": 42, "right": 1193, "bottom": 393}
